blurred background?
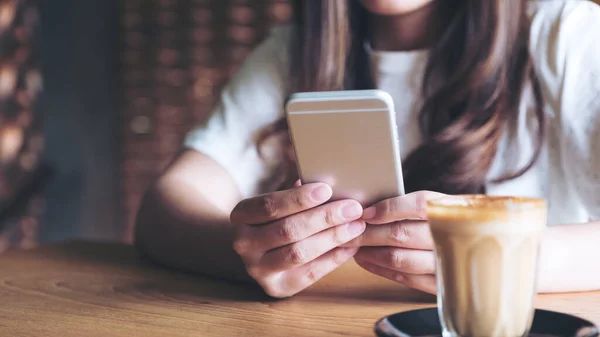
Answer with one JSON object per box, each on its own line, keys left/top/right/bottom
{"left": 0, "top": 0, "right": 292, "bottom": 252}
{"left": 1, "top": 0, "right": 599, "bottom": 252}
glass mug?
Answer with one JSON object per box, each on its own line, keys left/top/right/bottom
{"left": 427, "top": 195, "right": 547, "bottom": 337}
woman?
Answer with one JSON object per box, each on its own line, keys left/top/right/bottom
{"left": 134, "top": 0, "right": 600, "bottom": 298}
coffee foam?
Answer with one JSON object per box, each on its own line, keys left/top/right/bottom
{"left": 428, "top": 195, "right": 546, "bottom": 210}
{"left": 427, "top": 195, "right": 547, "bottom": 232}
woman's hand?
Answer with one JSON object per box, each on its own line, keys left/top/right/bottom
{"left": 230, "top": 183, "right": 366, "bottom": 298}
{"left": 346, "top": 191, "right": 446, "bottom": 294}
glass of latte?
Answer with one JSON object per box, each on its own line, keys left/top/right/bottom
{"left": 427, "top": 195, "right": 547, "bottom": 337}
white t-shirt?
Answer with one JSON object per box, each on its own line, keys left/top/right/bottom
{"left": 185, "top": 0, "right": 600, "bottom": 226}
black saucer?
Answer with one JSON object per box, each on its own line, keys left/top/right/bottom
{"left": 374, "top": 307, "right": 599, "bottom": 337}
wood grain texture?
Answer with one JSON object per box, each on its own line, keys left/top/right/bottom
{"left": 0, "top": 241, "right": 598, "bottom": 337}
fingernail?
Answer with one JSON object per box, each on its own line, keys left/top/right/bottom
{"left": 362, "top": 207, "right": 376, "bottom": 220}
{"left": 347, "top": 221, "right": 366, "bottom": 236}
{"left": 342, "top": 203, "right": 362, "bottom": 219}
{"left": 311, "top": 185, "right": 332, "bottom": 203}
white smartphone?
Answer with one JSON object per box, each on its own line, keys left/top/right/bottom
{"left": 286, "top": 89, "right": 405, "bottom": 207}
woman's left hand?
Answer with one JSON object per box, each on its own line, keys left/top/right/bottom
{"left": 344, "top": 191, "right": 446, "bottom": 294}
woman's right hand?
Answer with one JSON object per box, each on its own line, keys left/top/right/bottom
{"left": 230, "top": 183, "right": 366, "bottom": 298}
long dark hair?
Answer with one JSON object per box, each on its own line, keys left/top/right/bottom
{"left": 260, "top": 0, "right": 545, "bottom": 195}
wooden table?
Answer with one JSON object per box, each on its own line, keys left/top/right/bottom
{"left": 0, "top": 241, "right": 598, "bottom": 337}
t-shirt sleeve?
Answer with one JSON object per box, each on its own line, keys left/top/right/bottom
{"left": 537, "top": 1, "right": 600, "bottom": 219}
{"left": 184, "top": 27, "right": 291, "bottom": 198}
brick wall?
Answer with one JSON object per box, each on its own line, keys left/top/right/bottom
{"left": 119, "top": 0, "right": 292, "bottom": 241}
